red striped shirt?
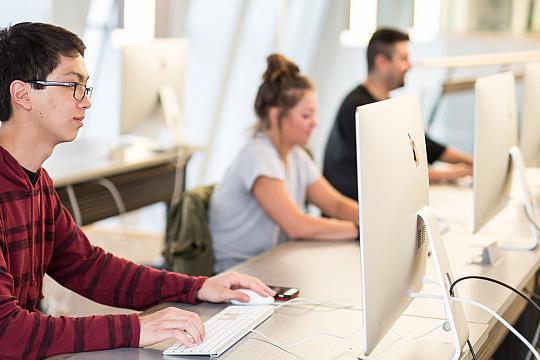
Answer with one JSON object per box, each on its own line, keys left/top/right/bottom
{"left": 0, "top": 146, "right": 207, "bottom": 359}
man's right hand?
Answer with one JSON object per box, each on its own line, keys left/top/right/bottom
{"left": 429, "top": 163, "right": 472, "bottom": 182}
{"left": 446, "top": 163, "right": 473, "bottom": 179}
{"left": 138, "top": 307, "right": 205, "bottom": 347}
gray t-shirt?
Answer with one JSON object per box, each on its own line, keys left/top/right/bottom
{"left": 209, "top": 133, "right": 321, "bottom": 273}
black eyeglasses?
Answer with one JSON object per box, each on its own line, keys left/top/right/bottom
{"left": 25, "top": 80, "right": 93, "bottom": 101}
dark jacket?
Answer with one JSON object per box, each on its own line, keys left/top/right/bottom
{"left": 164, "top": 185, "right": 215, "bottom": 276}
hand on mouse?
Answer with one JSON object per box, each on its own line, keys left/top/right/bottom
{"left": 196, "top": 271, "right": 275, "bottom": 303}
{"left": 230, "top": 289, "right": 275, "bottom": 305}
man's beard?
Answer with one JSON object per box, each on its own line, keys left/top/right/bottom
{"left": 393, "top": 75, "right": 406, "bottom": 90}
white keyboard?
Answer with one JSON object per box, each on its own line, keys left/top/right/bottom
{"left": 163, "top": 305, "right": 274, "bottom": 357}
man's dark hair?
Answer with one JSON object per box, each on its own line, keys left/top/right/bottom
{"left": 0, "top": 22, "right": 85, "bottom": 122}
{"left": 366, "top": 28, "right": 409, "bottom": 73}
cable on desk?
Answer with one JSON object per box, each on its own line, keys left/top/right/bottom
{"left": 273, "top": 297, "right": 360, "bottom": 311}
{"left": 66, "top": 185, "right": 82, "bottom": 226}
{"left": 242, "top": 297, "right": 363, "bottom": 355}
{"left": 466, "top": 339, "right": 477, "bottom": 360}
{"left": 260, "top": 295, "right": 476, "bottom": 359}
{"left": 390, "top": 322, "right": 443, "bottom": 340}
{"left": 247, "top": 333, "right": 306, "bottom": 359}
{"left": 450, "top": 275, "right": 540, "bottom": 360}
{"left": 249, "top": 326, "right": 363, "bottom": 350}
{"left": 451, "top": 296, "right": 540, "bottom": 359}
{"left": 449, "top": 275, "right": 540, "bottom": 314}
{"left": 94, "top": 178, "right": 126, "bottom": 214}
{"left": 288, "top": 294, "right": 470, "bottom": 360}
{"left": 409, "top": 290, "right": 476, "bottom": 360}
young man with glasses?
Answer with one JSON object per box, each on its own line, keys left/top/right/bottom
{"left": 0, "top": 22, "right": 274, "bottom": 359}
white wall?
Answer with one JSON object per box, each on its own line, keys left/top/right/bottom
{"left": 183, "top": 0, "right": 328, "bottom": 186}
{"left": 0, "top": 1, "right": 51, "bottom": 25}
{"left": 3, "top": 0, "right": 540, "bottom": 187}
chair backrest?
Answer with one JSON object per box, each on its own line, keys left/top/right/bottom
{"left": 163, "top": 185, "right": 215, "bottom": 276}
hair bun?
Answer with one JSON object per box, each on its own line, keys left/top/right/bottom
{"left": 253, "top": 52, "right": 313, "bottom": 131}
{"left": 263, "top": 53, "right": 299, "bottom": 84}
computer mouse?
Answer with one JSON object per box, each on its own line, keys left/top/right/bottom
{"left": 229, "top": 289, "right": 274, "bottom": 306}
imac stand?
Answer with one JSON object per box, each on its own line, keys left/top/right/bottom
{"left": 416, "top": 206, "right": 469, "bottom": 360}
{"left": 502, "top": 146, "right": 538, "bottom": 251}
{"left": 159, "top": 85, "right": 185, "bottom": 145}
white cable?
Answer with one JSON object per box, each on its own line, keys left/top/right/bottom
{"left": 245, "top": 335, "right": 307, "bottom": 360}
{"left": 249, "top": 326, "right": 363, "bottom": 350}
{"left": 412, "top": 291, "right": 539, "bottom": 359}
{"left": 66, "top": 185, "right": 82, "bottom": 226}
{"left": 273, "top": 297, "right": 309, "bottom": 309}
{"left": 256, "top": 295, "right": 449, "bottom": 357}
{"left": 273, "top": 297, "right": 361, "bottom": 311}
{"left": 409, "top": 292, "right": 444, "bottom": 300}
{"left": 94, "top": 178, "right": 126, "bottom": 214}
{"left": 242, "top": 297, "right": 364, "bottom": 353}
{"left": 391, "top": 322, "right": 445, "bottom": 340}
{"left": 451, "top": 296, "right": 540, "bottom": 360}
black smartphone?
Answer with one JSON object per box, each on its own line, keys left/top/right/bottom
{"left": 269, "top": 285, "right": 300, "bottom": 301}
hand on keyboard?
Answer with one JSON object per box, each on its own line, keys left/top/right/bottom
{"left": 163, "top": 305, "right": 274, "bottom": 356}
{"left": 138, "top": 307, "right": 205, "bottom": 347}
{"left": 138, "top": 272, "right": 274, "bottom": 349}
{"left": 196, "top": 271, "right": 275, "bottom": 303}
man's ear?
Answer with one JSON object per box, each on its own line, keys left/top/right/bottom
{"left": 374, "top": 53, "right": 389, "bottom": 72}
{"left": 10, "top": 80, "right": 33, "bottom": 111}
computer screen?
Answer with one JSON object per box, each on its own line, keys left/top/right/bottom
{"left": 120, "top": 38, "right": 187, "bottom": 145}
{"left": 473, "top": 71, "right": 538, "bottom": 250}
{"left": 356, "top": 94, "right": 468, "bottom": 357}
{"left": 473, "top": 71, "right": 518, "bottom": 233}
{"left": 520, "top": 62, "right": 540, "bottom": 167}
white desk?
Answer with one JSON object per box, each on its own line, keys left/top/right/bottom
{"left": 45, "top": 237, "right": 490, "bottom": 359}
{"left": 43, "top": 138, "right": 190, "bottom": 225}
{"left": 47, "top": 301, "right": 488, "bottom": 360}
{"left": 44, "top": 138, "right": 181, "bottom": 187}
{"left": 220, "top": 181, "right": 540, "bottom": 359}
{"left": 47, "top": 180, "right": 539, "bottom": 359}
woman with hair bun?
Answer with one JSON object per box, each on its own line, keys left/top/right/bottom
{"left": 209, "top": 54, "right": 359, "bottom": 273}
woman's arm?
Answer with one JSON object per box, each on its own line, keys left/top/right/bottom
{"left": 306, "top": 177, "right": 358, "bottom": 222}
{"left": 252, "top": 176, "right": 357, "bottom": 240}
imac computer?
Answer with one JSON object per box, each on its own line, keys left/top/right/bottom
{"left": 120, "top": 38, "right": 187, "bottom": 146}
{"left": 356, "top": 94, "right": 468, "bottom": 359}
{"left": 473, "top": 71, "right": 538, "bottom": 250}
{"left": 520, "top": 62, "right": 540, "bottom": 167}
